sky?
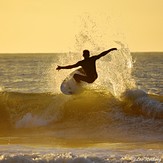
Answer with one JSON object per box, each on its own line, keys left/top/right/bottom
{"left": 0, "top": 0, "right": 163, "bottom": 53}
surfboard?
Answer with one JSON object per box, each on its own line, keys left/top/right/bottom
{"left": 60, "top": 68, "right": 86, "bottom": 95}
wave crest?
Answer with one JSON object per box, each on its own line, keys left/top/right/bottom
{"left": 121, "top": 89, "right": 163, "bottom": 118}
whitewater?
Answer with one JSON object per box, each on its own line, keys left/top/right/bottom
{"left": 0, "top": 46, "right": 163, "bottom": 162}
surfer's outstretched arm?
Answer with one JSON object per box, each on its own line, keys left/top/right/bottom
{"left": 56, "top": 62, "right": 80, "bottom": 70}
{"left": 95, "top": 48, "right": 117, "bottom": 59}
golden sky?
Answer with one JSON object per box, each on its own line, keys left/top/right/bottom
{"left": 0, "top": 0, "right": 163, "bottom": 53}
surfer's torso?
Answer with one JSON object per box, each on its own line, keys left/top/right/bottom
{"left": 76, "top": 56, "right": 98, "bottom": 80}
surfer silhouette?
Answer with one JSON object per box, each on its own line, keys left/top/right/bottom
{"left": 56, "top": 48, "right": 117, "bottom": 83}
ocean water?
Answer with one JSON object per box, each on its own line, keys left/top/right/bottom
{"left": 0, "top": 48, "right": 163, "bottom": 162}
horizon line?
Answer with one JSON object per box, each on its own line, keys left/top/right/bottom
{"left": 0, "top": 51, "right": 163, "bottom": 54}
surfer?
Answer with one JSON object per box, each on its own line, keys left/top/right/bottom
{"left": 56, "top": 48, "right": 117, "bottom": 83}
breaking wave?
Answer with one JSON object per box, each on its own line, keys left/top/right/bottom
{"left": 0, "top": 89, "right": 162, "bottom": 142}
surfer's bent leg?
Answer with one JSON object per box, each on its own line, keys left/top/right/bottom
{"left": 73, "top": 74, "right": 96, "bottom": 83}
{"left": 73, "top": 74, "right": 81, "bottom": 83}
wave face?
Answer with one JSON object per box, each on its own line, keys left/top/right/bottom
{"left": 0, "top": 89, "right": 162, "bottom": 142}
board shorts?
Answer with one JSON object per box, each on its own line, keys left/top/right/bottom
{"left": 73, "top": 73, "right": 97, "bottom": 83}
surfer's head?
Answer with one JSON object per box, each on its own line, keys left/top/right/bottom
{"left": 83, "top": 50, "right": 90, "bottom": 59}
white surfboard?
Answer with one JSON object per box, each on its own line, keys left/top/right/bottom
{"left": 60, "top": 68, "right": 86, "bottom": 95}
